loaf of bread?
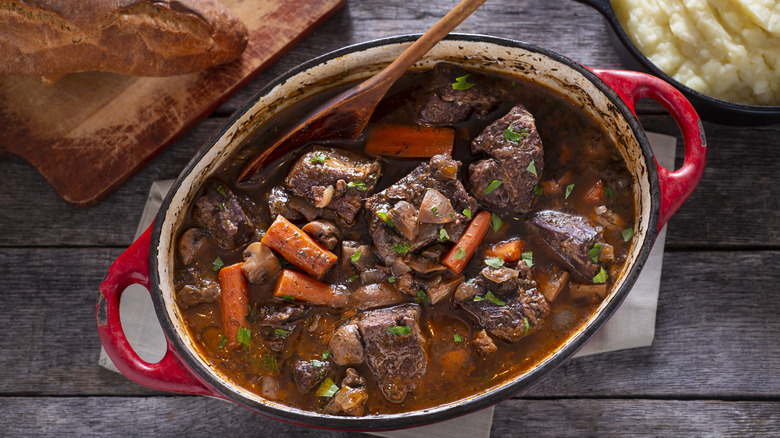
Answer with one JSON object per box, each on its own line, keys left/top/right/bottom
{"left": 0, "top": 0, "right": 248, "bottom": 79}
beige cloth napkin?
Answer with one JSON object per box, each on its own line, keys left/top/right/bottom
{"left": 99, "top": 132, "right": 676, "bottom": 437}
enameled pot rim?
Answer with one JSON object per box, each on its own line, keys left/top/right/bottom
{"left": 149, "top": 33, "right": 660, "bottom": 430}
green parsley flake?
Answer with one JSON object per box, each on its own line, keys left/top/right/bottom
{"left": 431, "top": 206, "right": 438, "bottom": 216}
{"left": 523, "top": 317, "right": 530, "bottom": 336}
{"left": 315, "top": 378, "right": 339, "bottom": 398}
{"left": 388, "top": 276, "right": 396, "bottom": 283}
{"left": 503, "top": 126, "right": 524, "bottom": 143}
{"left": 593, "top": 267, "right": 609, "bottom": 284}
{"left": 348, "top": 180, "right": 368, "bottom": 191}
{"left": 483, "top": 180, "right": 502, "bottom": 195}
{"left": 392, "top": 242, "right": 411, "bottom": 254}
{"left": 605, "top": 186, "right": 616, "bottom": 199}
{"left": 309, "top": 151, "right": 330, "bottom": 164}
{"left": 211, "top": 256, "right": 224, "bottom": 272}
{"left": 237, "top": 327, "right": 251, "bottom": 349}
{"left": 463, "top": 208, "right": 473, "bottom": 220}
{"left": 534, "top": 185, "right": 543, "bottom": 196}
{"left": 261, "top": 354, "right": 277, "bottom": 371}
{"left": 415, "top": 290, "right": 430, "bottom": 306}
{"left": 311, "top": 360, "right": 325, "bottom": 369}
{"left": 454, "top": 247, "right": 467, "bottom": 260}
{"left": 622, "top": 228, "right": 634, "bottom": 242}
{"left": 377, "top": 211, "right": 395, "bottom": 227}
{"left": 485, "top": 256, "right": 505, "bottom": 268}
{"left": 387, "top": 325, "right": 412, "bottom": 336}
{"left": 526, "top": 160, "right": 538, "bottom": 177}
{"left": 322, "top": 350, "right": 330, "bottom": 360}
{"left": 485, "top": 291, "right": 506, "bottom": 306}
{"left": 451, "top": 74, "right": 476, "bottom": 90}
{"left": 350, "top": 251, "right": 361, "bottom": 262}
{"left": 473, "top": 295, "right": 484, "bottom": 302}
{"left": 216, "top": 185, "right": 226, "bottom": 196}
{"left": 521, "top": 251, "right": 533, "bottom": 267}
{"left": 347, "top": 275, "right": 359, "bottom": 282}
{"left": 218, "top": 202, "right": 225, "bottom": 211}
{"left": 274, "top": 328, "right": 291, "bottom": 338}
{"left": 565, "top": 183, "right": 575, "bottom": 199}
{"left": 491, "top": 212, "right": 503, "bottom": 233}
{"left": 218, "top": 335, "right": 227, "bottom": 349}
{"left": 588, "top": 243, "right": 602, "bottom": 263}
{"left": 454, "top": 334, "right": 464, "bottom": 343}
{"left": 439, "top": 228, "right": 450, "bottom": 242}
{"left": 281, "top": 295, "right": 296, "bottom": 301}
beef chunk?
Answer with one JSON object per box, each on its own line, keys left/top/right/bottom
{"left": 258, "top": 304, "right": 309, "bottom": 327}
{"left": 177, "top": 228, "right": 209, "bottom": 265}
{"left": 329, "top": 323, "right": 365, "bottom": 366}
{"left": 267, "top": 185, "right": 303, "bottom": 222}
{"left": 351, "top": 283, "right": 404, "bottom": 311}
{"left": 175, "top": 277, "right": 220, "bottom": 309}
{"left": 365, "top": 154, "right": 478, "bottom": 265}
{"left": 415, "top": 63, "right": 502, "bottom": 125}
{"left": 469, "top": 104, "right": 544, "bottom": 214}
{"left": 456, "top": 267, "right": 549, "bottom": 342}
{"left": 528, "top": 210, "right": 602, "bottom": 279}
{"left": 293, "top": 359, "right": 330, "bottom": 393}
{"left": 285, "top": 146, "right": 382, "bottom": 227}
{"left": 342, "top": 368, "right": 366, "bottom": 387}
{"left": 472, "top": 329, "right": 497, "bottom": 356}
{"left": 301, "top": 220, "right": 341, "bottom": 251}
{"left": 355, "top": 304, "right": 427, "bottom": 403}
{"left": 324, "top": 386, "right": 369, "bottom": 417}
{"left": 192, "top": 182, "right": 254, "bottom": 249}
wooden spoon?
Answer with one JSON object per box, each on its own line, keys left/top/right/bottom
{"left": 237, "top": 0, "right": 487, "bottom": 182}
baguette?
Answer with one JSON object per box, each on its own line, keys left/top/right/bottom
{"left": 0, "top": 0, "right": 248, "bottom": 79}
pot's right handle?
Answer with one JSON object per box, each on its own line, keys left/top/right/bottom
{"left": 593, "top": 69, "right": 707, "bottom": 231}
{"left": 96, "top": 225, "right": 222, "bottom": 398}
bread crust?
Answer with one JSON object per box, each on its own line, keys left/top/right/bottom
{"left": 0, "top": 0, "right": 248, "bottom": 77}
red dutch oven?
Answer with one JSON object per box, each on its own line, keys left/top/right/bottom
{"left": 96, "top": 35, "right": 706, "bottom": 430}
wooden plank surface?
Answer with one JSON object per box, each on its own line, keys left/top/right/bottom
{"left": 0, "top": 0, "right": 345, "bottom": 207}
{"left": 0, "top": 0, "right": 779, "bottom": 436}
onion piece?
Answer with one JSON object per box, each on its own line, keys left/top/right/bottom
{"left": 417, "top": 189, "right": 456, "bottom": 224}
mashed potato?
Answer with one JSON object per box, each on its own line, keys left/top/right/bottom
{"left": 611, "top": 0, "right": 780, "bottom": 106}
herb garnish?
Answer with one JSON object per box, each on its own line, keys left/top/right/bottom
{"left": 218, "top": 335, "right": 227, "bottom": 349}
{"left": 321, "top": 350, "right": 330, "bottom": 360}
{"left": 315, "top": 378, "right": 339, "bottom": 397}
{"left": 216, "top": 185, "right": 226, "bottom": 196}
{"left": 483, "top": 180, "right": 502, "bottom": 194}
{"left": 593, "top": 267, "right": 609, "bottom": 284}
{"left": 388, "top": 276, "right": 396, "bottom": 283}
{"left": 387, "top": 325, "right": 412, "bottom": 336}
{"left": 485, "top": 291, "right": 506, "bottom": 306}
{"left": 622, "top": 228, "right": 634, "bottom": 242}
{"left": 309, "top": 151, "right": 330, "bottom": 164}
{"left": 281, "top": 295, "right": 296, "bottom": 300}
{"left": 261, "top": 354, "right": 277, "bottom": 371}
{"left": 211, "top": 256, "right": 224, "bottom": 272}
{"left": 534, "top": 185, "right": 543, "bottom": 196}
{"left": 521, "top": 251, "right": 533, "bottom": 267}
{"left": 377, "top": 211, "right": 395, "bottom": 227}
{"left": 350, "top": 251, "right": 361, "bottom": 262}
{"left": 523, "top": 317, "right": 530, "bottom": 336}
{"left": 490, "top": 212, "right": 503, "bottom": 232}
{"left": 237, "top": 327, "right": 251, "bottom": 349}
{"left": 451, "top": 74, "right": 476, "bottom": 90}
{"left": 454, "top": 334, "right": 463, "bottom": 343}
{"left": 503, "top": 125, "right": 530, "bottom": 142}
{"left": 485, "top": 256, "right": 505, "bottom": 268}
{"left": 415, "top": 290, "right": 430, "bottom": 306}
{"left": 565, "top": 183, "right": 575, "bottom": 199}
{"left": 431, "top": 206, "right": 438, "bottom": 216}
{"left": 347, "top": 275, "right": 359, "bottom": 282}
{"left": 604, "top": 186, "right": 616, "bottom": 199}
{"left": 392, "top": 242, "right": 411, "bottom": 254}
{"left": 348, "top": 180, "right": 368, "bottom": 191}
{"left": 274, "top": 328, "right": 290, "bottom": 338}
{"left": 463, "top": 208, "right": 473, "bottom": 220}
{"left": 439, "top": 228, "right": 450, "bottom": 242}
{"left": 588, "top": 243, "right": 602, "bottom": 263}
{"left": 526, "top": 160, "right": 538, "bottom": 177}
{"left": 454, "top": 247, "right": 467, "bottom": 259}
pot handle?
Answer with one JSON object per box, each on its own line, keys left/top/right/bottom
{"left": 593, "top": 69, "right": 707, "bottom": 231}
{"left": 96, "top": 225, "right": 222, "bottom": 398}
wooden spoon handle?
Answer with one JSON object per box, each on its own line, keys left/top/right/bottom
{"left": 360, "top": 0, "right": 488, "bottom": 93}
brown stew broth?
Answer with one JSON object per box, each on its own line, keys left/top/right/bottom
{"left": 174, "top": 68, "right": 635, "bottom": 415}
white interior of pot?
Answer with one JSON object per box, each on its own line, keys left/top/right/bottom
{"left": 156, "top": 38, "right": 652, "bottom": 418}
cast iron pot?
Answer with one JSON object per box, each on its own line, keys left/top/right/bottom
{"left": 97, "top": 34, "right": 706, "bottom": 431}
{"left": 576, "top": 0, "right": 780, "bottom": 126}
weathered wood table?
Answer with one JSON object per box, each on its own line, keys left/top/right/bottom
{"left": 1, "top": 1, "right": 779, "bottom": 436}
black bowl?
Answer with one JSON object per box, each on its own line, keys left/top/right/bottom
{"left": 576, "top": 0, "right": 780, "bottom": 126}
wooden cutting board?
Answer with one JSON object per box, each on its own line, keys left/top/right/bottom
{"left": 0, "top": 0, "right": 345, "bottom": 207}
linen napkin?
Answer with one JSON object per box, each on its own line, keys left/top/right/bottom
{"left": 99, "top": 132, "right": 676, "bottom": 437}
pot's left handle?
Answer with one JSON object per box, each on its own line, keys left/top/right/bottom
{"left": 593, "top": 69, "right": 707, "bottom": 231}
{"left": 96, "top": 225, "right": 222, "bottom": 397}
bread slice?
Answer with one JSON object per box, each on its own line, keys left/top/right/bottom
{"left": 0, "top": 0, "right": 248, "bottom": 78}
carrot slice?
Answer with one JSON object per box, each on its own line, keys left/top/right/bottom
{"left": 261, "top": 215, "right": 337, "bottom": 279}
{"left": 273, "top": 269, "right": 339, "bottom": 306}
{"left": 218, "top": 263, "right": 250, "bottom": 350}
{"left": 365, "top": 124, "right": 455, "bottom": 158}
{"left": 442, "top": 210, "right": 492, "bottom": 274}
{"left": 584, "top": 179, "right": 606, "bottom": 203}
{"left": 483, "top": 239, "right": 523, "bottom": 262}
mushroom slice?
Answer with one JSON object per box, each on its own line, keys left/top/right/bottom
{"left": 389, "top": 201, "right": 419, "bottom": 241}
{"left": 242, "top": 242, "right": 281, "bottom": 284}
{"left": 177, "top": 227, "right": 209, "bottom": 265}
{"left": 302, "top": 220, "right": 341, "bottom": 251}
{"left": 417, "top": 189, "right": 456, "bottom": 224}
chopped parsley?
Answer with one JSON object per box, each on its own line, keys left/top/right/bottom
{"left": 348, "top": 180, "right": 368, "bottom": 191}
{"left": 392, "top": 242, "right": 411, "bottom": 254}
{"left": 387, "top": 325, "right": 412, "bottom": 336}
{"left": 315, "top": 377, "right": 339, "bottom": 397}
{"left": 216, "top": 185, "right": 226, "bottom": 196}
{"left": 350, "top": 251, "right": 361, "bottom": 262}
{"left": 503, "top": 125, "right": 530, "bottom": 142}
{"left": 463, "top": 208, "right": 473, "bottom": 220}
{"left": 473, "top": 295, "right": 484, "bottom": 302}
{"left": 439, "top": 228, "right": 450, "bottom": 242}
{"left": 485, "top": 256, "right": 505, "bottom": 268}
{"left": 523, "top": 317, "right": 530, "bottom": 336}
{"left": 217, "top": 202, "right": 225, "bottom": 211}
{"left": 322, "top": 350, "right": 330, "bottom": 360}
{"left": 294, "top": 232, "right": 300, "bottom": 238}
{"left": 521, "top": 251, "right": 533, "bottom": 267}
{"left": 311, "top": 359, "right": 325, "bottom": 369}
{"left": 274, "top": 328, "right": 291, "bottom": 338}
{"left": 431, "top": 206, "right": 439, "bottom": 216}
{"left": 281, "top": 295, "right": 296, "bottom": 301}
{"left": 377, "top": 211, "right": 395, "bottom": 227}
{"left": 261, "top": 354, "right": 277, "bottom": 371}
{"left": 526, "top": 160, "right": 538, "bottom": 177}
{"left": 588, "top": 243, "right": 602, "bottom": 263}
{"left": 593, "top": 267, "right": 609, "bottom": 284}
{"left": 454, "top": 247, "right": 467, "bottom": 259}
{"left": 483, "top": 179, "right": 502, "bottom": 195}
{"left": 218, "top": 335, "right": 227, "bottom": 349}
{"left": 237, "top": 327, "right": 251, "bottom": 349}
{"left": 211, "top": 256, "right": 224, "bottom": 272}
{"left": 309, "top": 151, "right": 330, "bottom": 164}
{"left": 485, "top": 291, "right": 506, "bottom": 306}
{"left": 388, "top": 276, "right": 396, "bottom": 283}
{"left": 454, "top": 333, "right": 464, "bottom": 343}
{"left": 622, "top": 228, "right": 634, "bottom": 242}
{"left": 451, "top": 74, "right": 476, "bottom": 90}
{"left": 347, "top": 275, "right": 359, "bottom": 282}
{"left": 415, "top": 290, "right": 430, "bottom": 306}
{"left": 534, "top": 185, "right": 543, "bottom": 196}
{"left": 565, "top": 183, "right": 575, "bottom": 199}
{"left": 490, "top": 212, "right": 503, "bottom": 233}
{"left": 605, "top": 186, "right": 616, "bottom": 199}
